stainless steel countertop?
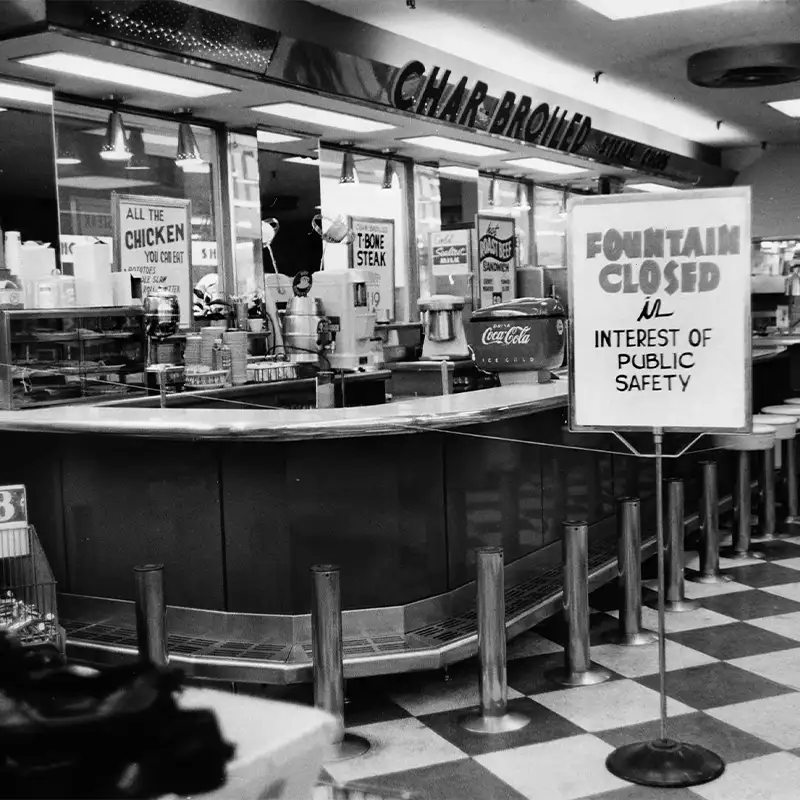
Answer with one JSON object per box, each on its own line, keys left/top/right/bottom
{"left": 0, "top": 343, "right": 787, "bottom": 441}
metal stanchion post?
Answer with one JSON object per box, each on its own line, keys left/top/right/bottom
{"left": 134, "top": 564, "right": 168, "bottom": 666}
{"left": 755, "top": 446, "right": 780, "bottom": 540}
{"left": 606, "top": 498, "right": 657, "bottom": 646}
{"left": 785, "top": 438, "right": 800, "bottom": 527}
{"left": 687, "top": 462, "right": 732, "bottom": 584}
{"left": 661, "top": 479, "right": 698, "bottom": 612}
{"left": 311, "top": 565, "right": 370, "bottom": 761}
{"left": 547, "top": 522, "right": 612, "bottom": 686}
{"left": 462, "top": 548, "right": 530, "bottom": 734}
{"left": 723, "top": 452, "right": 764, "bottom": 560}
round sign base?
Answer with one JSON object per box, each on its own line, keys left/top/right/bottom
{"left": 325, "top": 733, "right": 371, "bottom": 762}
{"left": 606, "top": 738, "right": 725, "bottom": 788}
{"left": 460, "top": 711, "right": 530, "bottom": 735}
{"left": 722, "top": 548, "right": 765, "bottom": 561}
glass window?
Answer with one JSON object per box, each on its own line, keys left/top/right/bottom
{"left": 229, "top": 131, "right": 263, "bottom": 299}
{"left": 53, "top": 104, "right": 221, "bottom": 317}
{"left": 319, "top": 148, "right": 410, "bottom": 322}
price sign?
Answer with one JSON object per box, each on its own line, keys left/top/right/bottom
{"left": 0, "top": 484, "right": 29, "bottom": 557}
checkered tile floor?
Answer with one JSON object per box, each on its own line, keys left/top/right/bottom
{"left": 237, "top": 536, "right": 800, "bottom": 800}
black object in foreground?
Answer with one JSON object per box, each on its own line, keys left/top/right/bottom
{"left": 0, "top": 633, "right": 235, "bottom": 798}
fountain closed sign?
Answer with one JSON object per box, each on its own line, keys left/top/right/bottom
{"left": 568, "top": 187, "right": 751, "bottom": 432}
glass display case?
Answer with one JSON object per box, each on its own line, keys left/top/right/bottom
{"left": 0, "top": 308, "right": 146, "bottom": 409}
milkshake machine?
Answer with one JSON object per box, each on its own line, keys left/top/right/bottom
{"left": 312, "top": 270, "right": 380, "bottom": 370}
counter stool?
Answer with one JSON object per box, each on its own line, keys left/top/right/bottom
{"left": 712, "top": 423, "right": 776, "bottom": 560}
{"left": 762, "top": 405, "right": 800, "bottom": 529}
{"left": 752, "top": 414, "right": 796, "bottom": 540}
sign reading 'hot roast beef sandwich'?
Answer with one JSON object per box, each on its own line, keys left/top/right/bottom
{"left": 568, "top": 187, "right": 751, "bottom": 433}
{"left": 476, "top": 215, "right": 516, "bottom": 308}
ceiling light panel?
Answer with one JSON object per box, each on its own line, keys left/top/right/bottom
{"left": 0, "top": 79, "right": 52, "bottom": 106}
{"left": 18, "top": 53, "right": 232, "bottom": 98}
{"left": 257, "top": 130, "right": 304, "bottom": 144}
{"left": 630, "top": 183, "right": 682, "bottom": 192}
{"left": 438, "top": 165, "right": 480, "bottom": 179}
{"left": 504, "top": 157, "right": 587, "bottom": 175}
{"left": 574, "top": 0, "right": 744, "bottom": 20}
{"left": 253, "top": 103, "right": 394, "bottom": 133}
{"left": 767, "top": 99, "right": 800, "bottom": 118}
{"left": 402, "top": 136, "right": 507, "bottom": 157}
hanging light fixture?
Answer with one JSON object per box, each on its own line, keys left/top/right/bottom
{"left": 56, "top": 133, "right": 81, "bottom": 166}
{"left": 488, "top": 173, "right": 498, "bottom": 206}
{"left": 381, "top": 156, "right": 397, "bottom": 190}
{"left": 125, "top": 128, "right": 149, "bottom": 171}
{"left": 339, "top": 150, "right": 358, "bottom": 186}
{"left": 514, "top": 181, "right": 530, "bottom": 210}
{"left": 99, "top": 111, "right": 131, "bottom": 161}
{"left": 176, "top": 121, "right": 204, "bottom": 169}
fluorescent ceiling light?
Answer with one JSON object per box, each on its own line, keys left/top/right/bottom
{"left": 18, "top": 53, "right": 231, "bottom": 98}
{"left": 257, "top": 130, "right": 303, "bottom": 144}
{"left": 57, "top": 176, "right": 156, "bottom": 190}
{"left": 402, "top": 136, "right": 507, "bottom": 157}
{"left": 767, "top": 99, "right": 800, "bottom": 118}
{"left": 630, "top": 182, "right": 682, "bottom": 192}
{"left": 438, "top": 165, "right": 480, "bottom": 180}
{"left": 285, "top": 156, "right": 320, "bottom": 165}
{"left": 253, "top": 102, "right": 394, "bottom": 133}
{"left": 574, "top": 0, "right": 743, "bottom": 19}
{"left": 0, "top": 79, "right": 52, "bottom": 106}
{"left": 505, "top": 157, "right": 587, "bottom": 175}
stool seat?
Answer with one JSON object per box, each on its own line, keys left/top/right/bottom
{"left": 782, "top": 398, "right": 800, "bottom": 406}
{"left": 754, "top": 413, "right": 797, "bottom": 440}
{"left": 762, "top": 405, "right": 800, "bottom": 418}
{"left": 713, "top": 424, "right": 776, "bottom": 451}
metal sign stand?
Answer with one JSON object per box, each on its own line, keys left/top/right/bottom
{"left": 605, "top": 429, "right": 724, "bottom": 788}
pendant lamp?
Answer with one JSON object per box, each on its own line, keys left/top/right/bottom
{"left": 514, "top": 182, "right": 530, "bottom": 210}
{"left": 488, "top": 173, "right": 498, "bottom": 206}
{"left": 125, "top": 128, "right": 150, "bottom": 171}
{"left": 56, "top": 134, "right": 81, "bottom": 166}
{"left": 339, "top": 151, "right": 358, "bottom": 185}
{"left": 100, "top": 111, "right": 131, "bottom": 161}
{"left": 381, "top": 157, "right": 397, "bottom": 190}
{"left": 176, "top": 121, "right": 204, "bottom": 168}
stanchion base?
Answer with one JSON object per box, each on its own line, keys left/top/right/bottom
{"left": 784, "top": 515, "right": 800, "bottom": 527}
{"left": 663, "top": 598, "right": 700, "bottom": 613}
{"left": 752, "top": 532, "right": 790, "bottom": 541}
{"left": 685, "top": 570, "right": 733, "bottom": 585}
{"left": 325, "top": 733, "right": 372, "bottom": 762}
{"left": 606, "top": 738, "right": 725, "bottom": 788}
{"left": 546, "top": 664, "right": 612, "bottom": 687}
{"left": 603, "top": 629, "right": 658, "bottom": 647}
{"left": 721, "top": 548, "right": 765, "bottom": 561}
{"left": 460, "top": 711, "right": 531, "bottom": 735}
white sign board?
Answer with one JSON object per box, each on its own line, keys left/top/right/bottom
{"left": 568, "top": 187, "right": 751, "bottom": 432}
{"left": 476, "top": 214, "right": 516, "bottom": 307}
{"left": 348, "top": 216, "right": 395, "bottom": 321}
{"left": 113, "top": 194, "right": 192, "bottom": 327}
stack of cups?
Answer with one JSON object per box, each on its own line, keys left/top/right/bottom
{"left": 223, "top": 330, "right": 248, "bottom": 386}
{"left": 184, "top": 335, "right": 202, "bottom": 367}
{"left": 201, "top": 326, "right": 224, "bottom": 368}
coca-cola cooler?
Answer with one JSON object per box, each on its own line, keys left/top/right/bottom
{"left": 467, "top": 297, "right": 566, "bottom": 385}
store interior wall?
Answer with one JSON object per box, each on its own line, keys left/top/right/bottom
{"left": 727, "top": 144, "right": 800, "bottom": 239}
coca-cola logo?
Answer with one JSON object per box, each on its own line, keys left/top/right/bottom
{"left": 481, "top": 324, "right": 532, "bottom": 346}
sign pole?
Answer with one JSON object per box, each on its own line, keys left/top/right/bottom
{"left": 605, "top": 429, "right": 724, "bottom": 788}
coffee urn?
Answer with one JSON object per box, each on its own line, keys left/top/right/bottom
{"left": 418, "top": 295, "right": 470, "bottom": 361}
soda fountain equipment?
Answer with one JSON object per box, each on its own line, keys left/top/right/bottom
{"left": 143, "top": 291, "right": 181, "bottom": 406}
{"left": 417, "top": 295, "right": 470, "bottom": 361}
{"left": 467, "top": 297, "right": 566, "bottom": 384}
{"left": 312, "top": 270, "right": 380, "bottom": 371}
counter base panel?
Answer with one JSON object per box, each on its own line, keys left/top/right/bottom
{"left": 60, "top": 486, "right": 731, "bottom": 683}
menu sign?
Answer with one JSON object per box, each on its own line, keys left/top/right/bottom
{"left": 476, "top": 215, "right": 516, "bottom": 307}
{"left": 348, "top": 216, "right": 395, "bottom": 320}
{"left": 0, "top": 484, "right": 28, "bottom": 557}
{"left": 113, "top": 194, "right": 192, "bottom": 327}
{"left": 430, "top": 230, "right": 470, "bottom": 275}
{"left": 568, "top": 187, "right": 751, "bottom": 432}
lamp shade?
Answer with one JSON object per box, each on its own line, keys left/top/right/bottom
{"left": 100, "top": 111, "right": 131, "bottom": 161}
{"left": 125, "top": 128, "right": 149, "bottom": 171}
{"left": 515, "top": 182, "right": 530, "bottom": 210}
{"left": 381, "top": 158, "right": 397, "bottom": 190}
{"left": 488, "top": 175, "right": 498, "bottom": 206}
{"left": 176, "top": 121, "right": 203, "bottom": 167}
{"left": 56, "top": 134, "right": 81, "bottom": 166}
{"left": 339, "top": 151, "right": 358, "bottom": 186}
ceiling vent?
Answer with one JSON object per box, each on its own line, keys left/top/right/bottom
{"left": 688, "top": 44, "right": 800, "bottom": 88}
